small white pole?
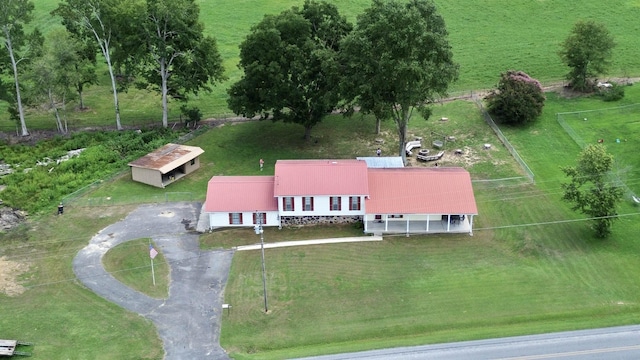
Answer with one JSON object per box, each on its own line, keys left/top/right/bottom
{"left": 151, "top": 257, "right": 156, "bottom": 286}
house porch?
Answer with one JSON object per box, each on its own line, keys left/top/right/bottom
{"left": 363, "top": 215, "right": 474, "bottom": 236}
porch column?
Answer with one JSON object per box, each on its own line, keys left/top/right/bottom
{"left": 426, "top": 214, "right": 430, "bottom": 231}
{"left": 364, "top": 215, "right": 368, "bottom": 232}
{"left": 469, "top": 215, "right": 474, "bottom": 236}
{"left": 447, "top": 214, "right": 451, "bottom": 232}
{"left": 406, "top": 218, "right": 409, "bottom": 236}
{"left": 384, "top": 215, "right": 388, "bottom": 232}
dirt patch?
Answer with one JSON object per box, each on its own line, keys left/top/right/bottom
{"left": 0, "top": 257, "right": 29, "bottom": 296}
{"left": 407, "top": 146, "right": 482, "bottom": 168}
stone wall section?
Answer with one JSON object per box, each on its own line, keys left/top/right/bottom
{"left": 280, "top": 215, "right": 362, "bottom": 227}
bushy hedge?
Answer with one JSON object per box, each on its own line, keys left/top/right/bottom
{"left": 0, "top": 128, "right": 184, "bottom": 214}
{"left": 486, "top": 70, "right": 546, "bottom": 125}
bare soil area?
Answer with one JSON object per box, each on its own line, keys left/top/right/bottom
{"left": 0, "top": 257, "right": 29, "bottom": 296}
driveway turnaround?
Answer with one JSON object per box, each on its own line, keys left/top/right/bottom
{"left": 73, "top": 202, "right": 232, "bottom": 360}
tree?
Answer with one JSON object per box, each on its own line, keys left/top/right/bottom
{"left": 72, "top": 37, "right": 98, "bottom": 110}
{"left": 134, "top": 0, "right": 225, "bottom": 128}
{"left": 486, "top": 70, "right": 545, "bottom": 125}
{"left": 25, "top": 30, "right": 82, "bottom": 133}
{"left": 559, "top": 20, "right": 615, "bottom": 92}
{"left": 52, "top": 0, "right": 135, "bottom": 130}
{"left": 228, "top": 0, "right": 351, "bottom": 140}
{"left": 340, "top": 0, "right": 458, "bottom": 162}
{"left": 0, "top": 0, "right": 37, "bottom": 136}
{"left": 561, "top": 144, "right": 623, "bottom": 238}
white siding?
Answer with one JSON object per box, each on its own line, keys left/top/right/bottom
{"left": 277, "top": 195, "right": 365, "bottom": 216}
{"left": 208, "top": 211, "right": 279, "bottom": 229}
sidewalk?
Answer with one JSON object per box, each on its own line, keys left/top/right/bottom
{"left": 234, "top": 235, "right": 383, "bottom": 251}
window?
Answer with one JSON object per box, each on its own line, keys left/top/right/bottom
{"left": 283, "top": 197, "right": 294, "bottom": 211}
{"left": 330, "top": 196, "right": 341, "bottom": 211}
{"left": 349, "top": 196, "right": 361, "bottom": 211}
{"left": 253, "top": 212, "right": 266, "bottom": 225}
{"left": 229, "top": 213, "right": 243, "bottom": 225}
{"left": 303, "top": 197, "right": 314, "bottom": 211}
{"left": 190, "top": 159, "right": 196, "bottom": 166}
{"left": 389, "top": 214, "right": 404, "bottom": 219}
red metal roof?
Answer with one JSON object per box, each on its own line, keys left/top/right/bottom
{"left": 274, "top": 159, "right": 369, "bottom": 196}
{"left": 205, "top": 176, "right": 278, "bottom": 212}
{"left": 366, "top": 168, "right": 478, "bottom": 214}
{"left": 128, "top": 143, "right": 204, "bottom": 174}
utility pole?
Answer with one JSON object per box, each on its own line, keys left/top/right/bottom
{"left": 255, "top": 211, "right": 268, "bottom": 313}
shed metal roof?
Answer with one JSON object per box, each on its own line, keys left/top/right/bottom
{"left": 128, "top": 143, "right": 204, "bottom": 174}
{"left": 356, "top": 156, "right": 405, "bottom": 168}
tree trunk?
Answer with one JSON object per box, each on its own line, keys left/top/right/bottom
{"left": 91, "top": 28, "right": 122, "bottom": 130}
{"left": 304, "top": 125, "right": 312, "bottom": 141}
{"left": 77, "top": 82, "right": 85, "bottom": 110}
{"left": 4, "top": 31, "right": 28, "bottom": 136}
{"left": 375, "top": 117, "right": 381, "bottom": 134}
{"left": 48, "top": 89, "right": 64, "bottom": 133}
{"left": 104, "top": 50, "right": 122, "bottom": 130}
{"left": 160, "top": 58, "right": 169, "bottom": 128}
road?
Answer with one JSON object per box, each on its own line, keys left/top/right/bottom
{"left": 295, "top": 325, "right": 640, "bottom": 359}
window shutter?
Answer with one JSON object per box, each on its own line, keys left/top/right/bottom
{"left": 228, "top": 213, "right": 232, "bottom": 224}
{"left": 253, "top": 213, "right": 257, "bottom": 224}
{"left": 239, "top": 213, "right": 243, "bottom": 224}
{"left": 357, "top": 196, "right": 361, "bottom": 210}
{"left": 311, "top": 197, "right": 314, "bottom": 211}
{"left": 282, "top": 197, "right": 286, "bottom": 211}
{"left": 338, "top": 197, "right": 342, "bottom": 211}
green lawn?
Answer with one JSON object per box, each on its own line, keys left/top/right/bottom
{"left": 215, "top": 92, "right": 640, "bottom": 358}
{"left": 0, "top": 206, "right": 163, "bottom": 360}
{"left": 103, "top": 238, "right": 170, "bottom": 299}
{"left": 3, "top": 0, "right": 639, "bottom": 129}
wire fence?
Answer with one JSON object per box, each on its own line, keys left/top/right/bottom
{"left": 473, "top": 97, "right": 535, "bottom": 184}
{"left": 556, "top": 103, "right": 640, "bottom": 198}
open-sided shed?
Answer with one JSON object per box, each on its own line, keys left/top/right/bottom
{"left": 128, "top": 143, "right": 204, "bottom": 188}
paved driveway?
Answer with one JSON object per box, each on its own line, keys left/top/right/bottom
{"left": 73, "top": 202, "right": 232, "bottom": 360}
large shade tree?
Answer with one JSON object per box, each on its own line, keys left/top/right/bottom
{"left": 561, "top": 144, "right": 623, "bottom": 238}
{"left": 559, "top": 20, "right": 615, "bottom": 92}
{"left": 0, "top": 0, "right": 37, "bottom": 136}
{"left": 133, "top": 0, "right": 225, "bottom": 128}
{"left": 228, "top": 0, "right": 351, "bottom": 140}
{"left": 340, "top": 0, "right": 458, "bottom": 162}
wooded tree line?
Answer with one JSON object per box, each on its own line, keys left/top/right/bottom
{"left": 0, "top": 0, "right": 224, "bottom": 136}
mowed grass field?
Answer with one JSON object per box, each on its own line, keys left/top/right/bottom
{"left": 214, "top": 89, "right": 640, "bottom": 359}
{"left": 2, "top": 0, "right": 639, "bottom": 128}
{"left": 557, "top": 102, "right": 640, "bottom": 195}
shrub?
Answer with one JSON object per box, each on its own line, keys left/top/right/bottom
{"left": 486, "top": 70, "right": 546, "bottom": 125}
{"left": 597, "top": 82, "right": 625, "bottom": 102}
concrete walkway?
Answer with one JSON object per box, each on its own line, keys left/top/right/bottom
{"left": 235, "top": 236, "right": 383, "bottom": 251}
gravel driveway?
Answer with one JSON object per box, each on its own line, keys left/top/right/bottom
{"left": 73, "top": 202, "right": 232, "bottom": 359}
